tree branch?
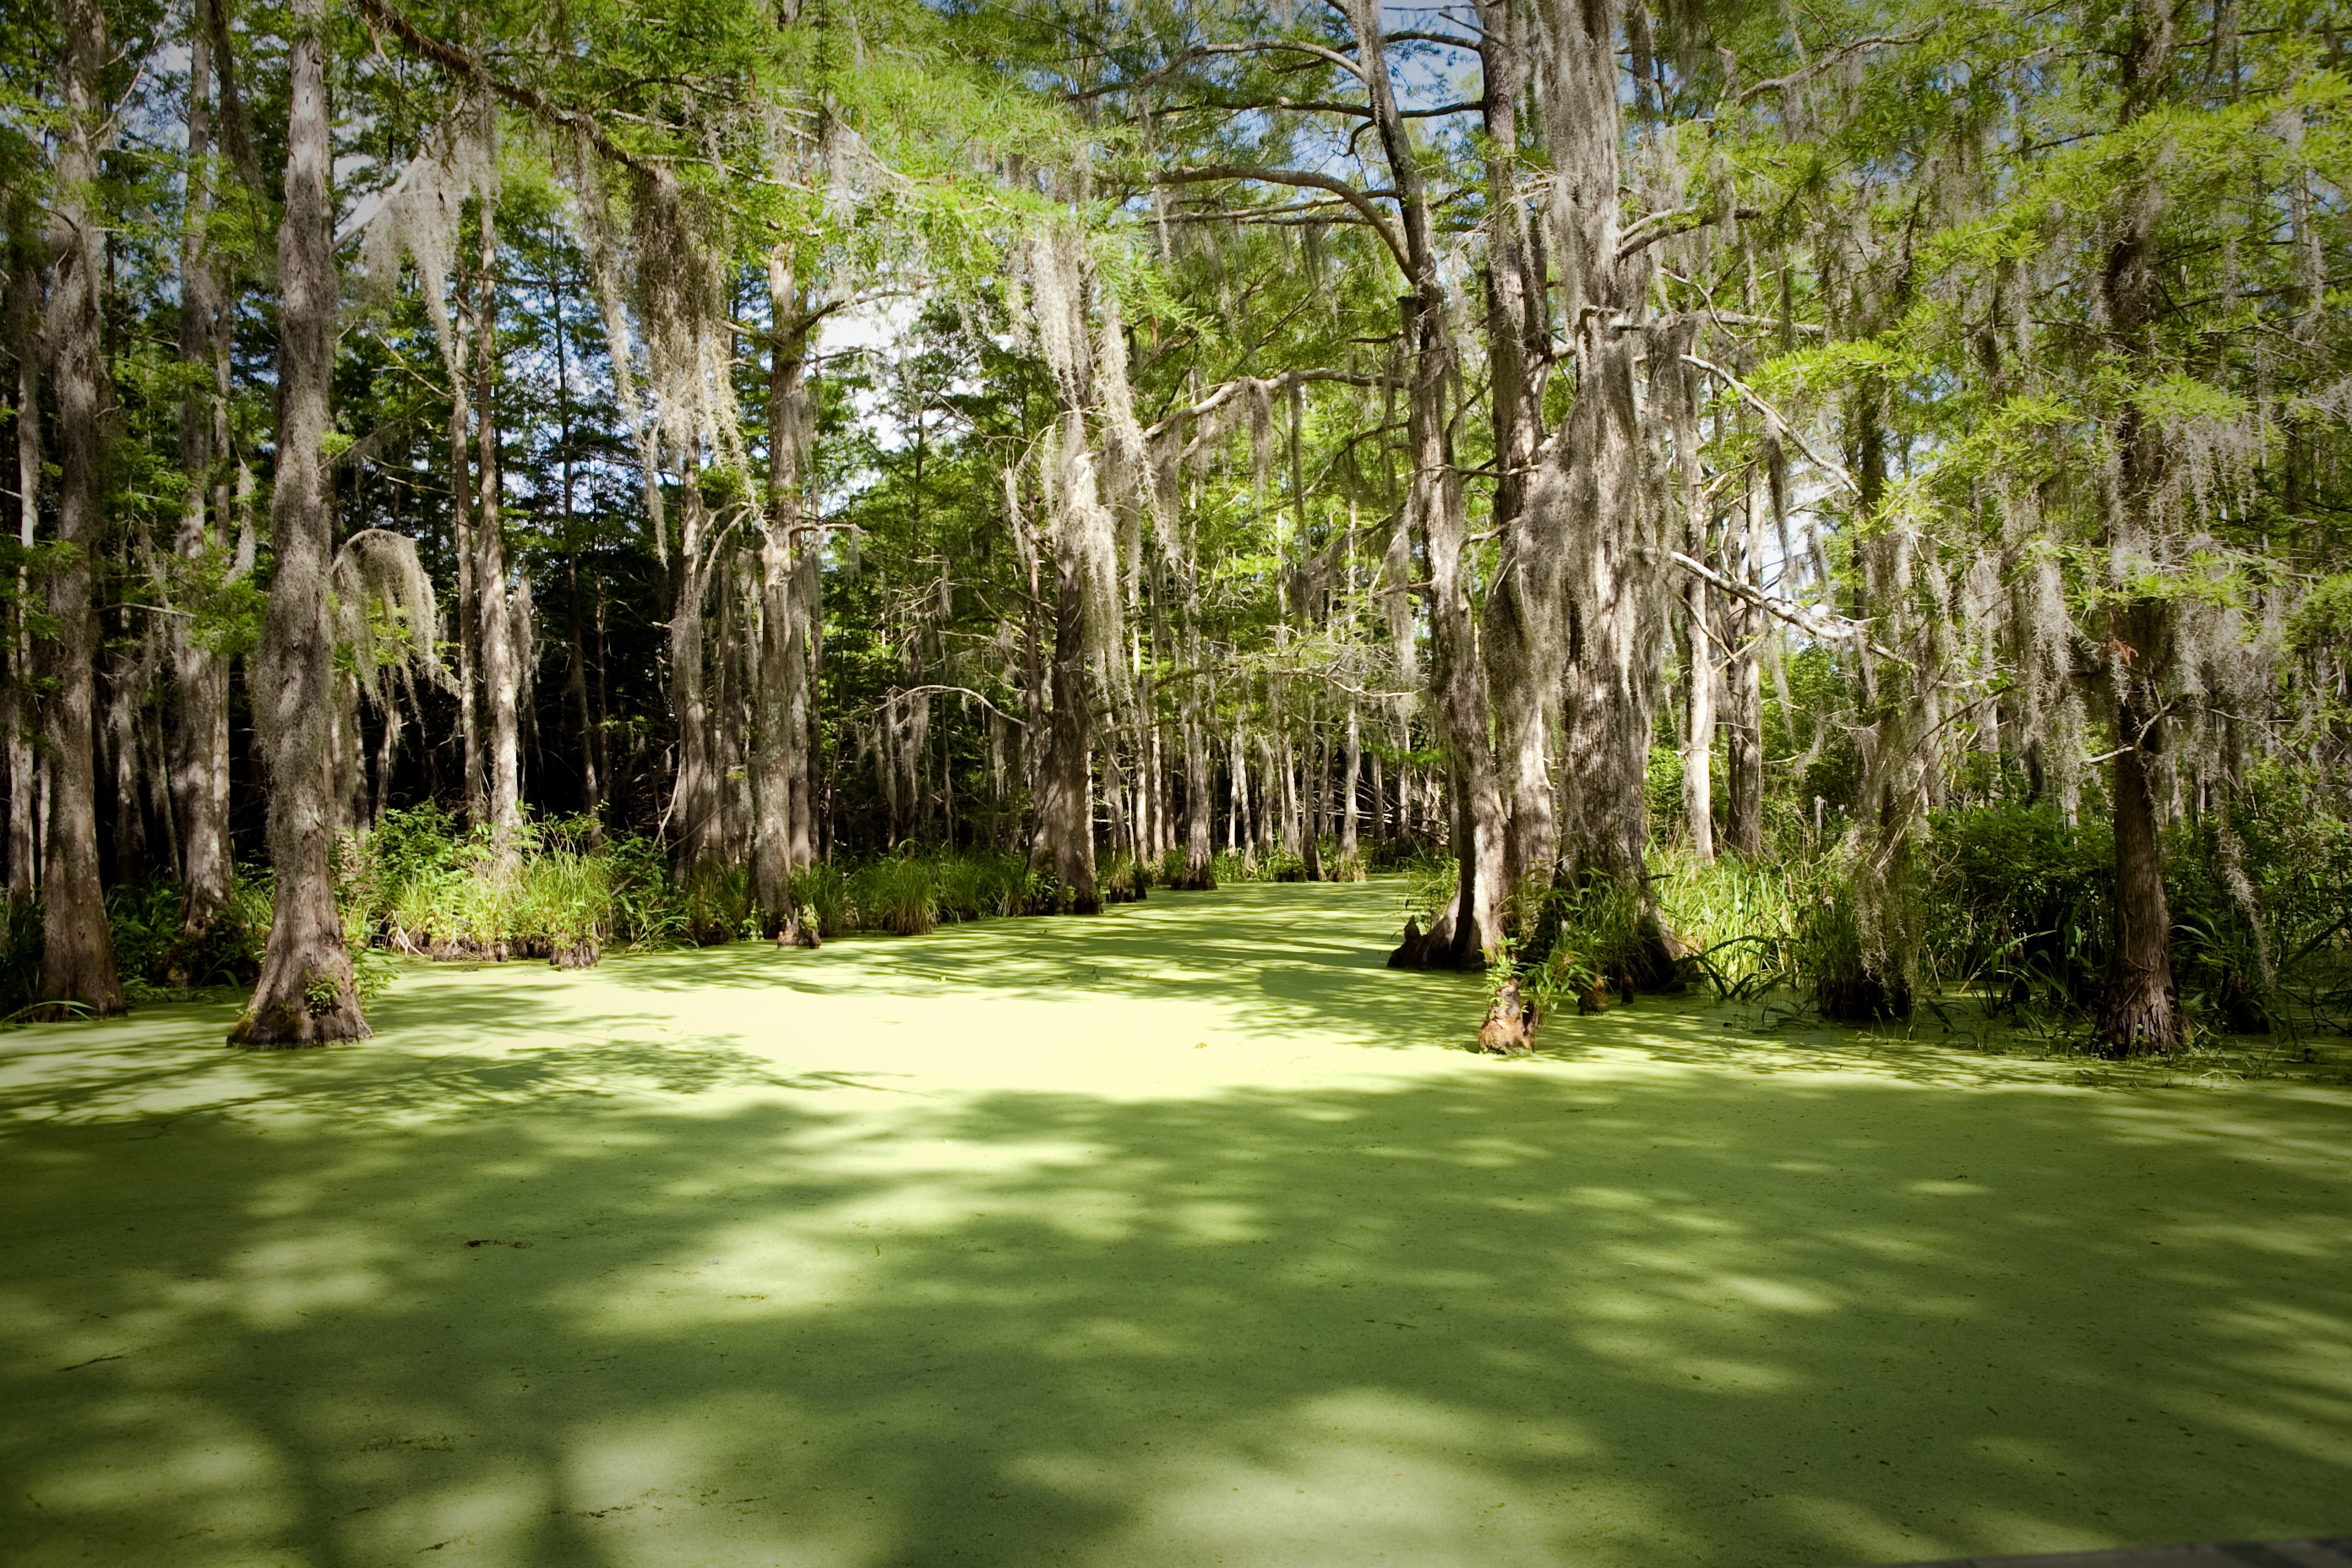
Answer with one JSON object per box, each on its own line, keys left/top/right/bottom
{"left": 1669, "top": 550, "right": 1911, "bottom": 668}
{"left": 1616, "top": 205, "right": 1761, "bottom": 261}
{"left": 1735, "top": 28, "right": 1936, "bottom": 102}
{"left": 1151, "top": 165, "right": 1407, "bottom": 272}
{"left": 1679, "top": 353, "right": 1859, "bottom": 495}
{"left": 1146, "top": 368, "right": 1406, "bottom": 444}
{"left": 350, "top": 0, "right": 651, "bottom": 174}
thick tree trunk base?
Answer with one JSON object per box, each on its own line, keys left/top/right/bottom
{"left": 1816, "top": 969, "right": 1910, "bottom": 1024}
{"left": 550, "top": 939, "right": 601, "bottom": 969}
{"left": 1168, "top": 862, "right": 1217, "bottom": 891}
{"left": 229, "top": 995, "right": 371, "bottom": 1048}
{"left": 2098, "top": 962, "right": 2180, "bottom": 1055}
{"left": 1477, "top": 977, "right": 1538, "bottom": 1053}
{"left": 17, "top": 996, "right": 127, "bottom": 1023}
{"left": 1389, "top": 895, "right": 1462, "bottom": 970}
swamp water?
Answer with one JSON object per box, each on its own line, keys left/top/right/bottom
{"left": 3, "top": 878, "right": 2348, "bottom": 1566}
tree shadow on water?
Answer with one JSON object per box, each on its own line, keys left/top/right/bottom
{"left": 4, "top": 1024, "right": 2349, "bottom": 1568}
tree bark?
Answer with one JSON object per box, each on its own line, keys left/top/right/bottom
{"left": 1474, "top": 0, "right": 1561, "bottom": 905}
{"left": 1340, "top": 703, "right": 1361, "bottom": 863}
{"left": 1031, "top": 526, "right": 1099, "bottom": 912}
{"left": 2093, "top": 0, "right": 2181, "bottom": 1053}
{"left": 1341, "top": 0, "right": 1508, "bottom": 966}
{"left": 473, "top": 172, "right": 521, "bottom": 859}
{"left": 172, "top": 7, "right": 237, "bottom": 936}
{"left": 231, "top": 0, "right": 368, "bottom": 1045}
{"left": 669, "top": 459, "right": 715, "bottom": 871}
{"left": 1723, "top": 471, "right": 1765, "bottom": 855}
{"left": 8, "top": 241, "right": 42, "bottom": 903}
{"left": 1669, "top": 333, "right": 1715, "bottom": 862}
{"left": 1532, "top": 0, "right": 1663, "bottom": 906}
{"left": 444, "top": 272, "right": 487, "bottom": 826}
{"left": 35, "top": 0, "right": 126, "bottom": 1017}
{"left": 2099, "top": 659, "right": 2178, "bottom": 1048}
{"left": 754, "top": 243, "right": 816, "bottom": 938}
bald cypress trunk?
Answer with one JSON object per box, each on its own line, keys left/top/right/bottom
{"left": 474, "top": 180, "right": 522, "bottom": 860}
{"left": 1532, "top": 0, "right": 1665, "bottom": 921}
{"left": 34, "top": 0, "right": 125, "bottom": 1018}
{"left": 2093, "top": 1, "right": 2180, "bottom": 1054}
{"left": 172, "top": 11, "right": 235, "bottom": 939}
{"left": 1474, "top": 0, "right": 1560, "bottom": 906}
{"left": 1669, "top": 333, "right": 1715, "bottom": 863}
{"left": 754, "top": 244, "right": 817, "bottom": 940}
{"left": 1032, "top": 547, "right": 1099, "bottom": 912}
{"left": 8, "top": 241, "right": 42, "bottom": 905}
{"left": 231, "top": 0, "right": 367, "bottom": 1045}
{"left": 669, "top": 462, "right": 714, "bottom": 872}
{"left": 1723, "top": 474, "right": 1765, "bottom": 857}
{"left": 1342, "top": 0, "right": 1507, "bottom": 967}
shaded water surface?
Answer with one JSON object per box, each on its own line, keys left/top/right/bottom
{"left": 3, "top": 880, "right": 2347, "bottom": 1566}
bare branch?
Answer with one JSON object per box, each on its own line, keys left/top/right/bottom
{"left": 1669, "top": 550, "right": 1912, "bottom": 669}
{"left": 1680, "top": 353, "right": 1859, "bottom": 495}
{"left": 1152, "top": 165, "right": 1408, "bottom": 272}
{"left": 1615, "top": 205, "right": 1761, "bottom": 261}
{"left": 351, "top": 0, "right": 651, "bottom": 174}
{"left": 1735, "top": 28, "right": 1936, "bottom": 102}
{"left": 1146, "top": 368, "right": 1406, "bottom": 444}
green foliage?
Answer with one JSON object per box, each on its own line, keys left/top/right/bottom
{"left": 0, "top": 899, "right": 44, "bottom": 1017}
{"left": 848, "top": 853, "right": 941, "bottom": 936}
{"left": 342, "top": 807, "right": 676, "bottom": 958}
{"left": 1396, "top": 853, "right": 1459, "bottom": 925}
{"left": 1920, "top": 805, "right": 2115, "bottom": 1009}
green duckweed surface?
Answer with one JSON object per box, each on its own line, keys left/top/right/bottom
{"left": 3, "top": 879, "right": 2348, "bottom": 1567}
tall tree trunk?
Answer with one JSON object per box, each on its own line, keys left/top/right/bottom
{"left": 474, "top": 177, "right": 521, "bottom": 859}
{"left": 1176, "top": 551, "right": 1215, "bottom": 885}
{"left": 786, "top": 548, "right": 818, "bottom": 870}
{"left": 231, "top": 0, "right": 366, "bottom": 1044}
{"left": 1228, "top": 721, "right": 1249, "bottom": 863}
{"left": 549, "top": 238, "right": 600, "bottom": 825}
{"left": 2093, "top": 0, "right": 2181, "bottom": 1053}
{"left": 103, "top": 633, "right": 150, "bottom": 882}
{"left": 752, "top": 244, "right": 814, "bottom": 934}
{"left": 1475, "top": 0, "right": 1561, "bottom": 906}
{"left": 1533, "top": 0, "right": 1662, "bottom": 909}
{"left": 172, "top": 9, "right": 237, "bottom": 935}
{"left": 1341, "top": 703, "right": 1361, "bottom": 863}
{"left": 669, "top": 460, "right": 714, "bottom": 871}
{"left": 1342, "top": 0, "right": 1508, "bottom": 966}
{"left": 1032, "top": 536, "right": 1099, "bottom": 911}
{"left": 449, "top": 273, "right": 483, "bottom": 825}
{"left": 35, "top": 0, "right": 125, "bottom": 1016}
{"left": 8, "top": 242, "right": 42, "bottom": 903}
{"left": 1669, "top": 334, "right": 1715, "bottom": 862}
{"left": 1723, "top": 471, "right": 1765, "bottom": 855}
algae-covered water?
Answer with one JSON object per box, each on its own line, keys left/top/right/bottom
{"left": 3, "top": 879, "right": 2348, "bottom": 1568}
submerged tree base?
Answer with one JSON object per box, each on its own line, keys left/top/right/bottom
{"left": 227, "top": 1004, "right": 372, "bottom": 1049}
{"left": 2098, "top": 965, "right": 2182, "bottom": 1057}
{"left": 1477, "top": 976, "right": 1538, "bottom": 1052}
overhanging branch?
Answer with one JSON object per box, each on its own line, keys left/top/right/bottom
{"left": 1151, "top": 165, "right": 1408, "bottom": 273}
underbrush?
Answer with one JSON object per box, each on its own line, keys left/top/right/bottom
{"left": 1486, "top": 788, "right": 2351, "bottom": 1048}
{"left": 1206, "top": 837, "right": 1396, "bottom": 887}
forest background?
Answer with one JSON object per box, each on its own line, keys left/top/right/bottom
{"left": 0, "top": 0, "right": 2344, "bottom": 1052}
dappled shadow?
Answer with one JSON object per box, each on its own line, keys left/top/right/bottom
{"left": 604, "top": 879, "right": 1492, "bottom": 1052}
{"left": 4, "top": 978, "right": 2349, "bottom": 1566}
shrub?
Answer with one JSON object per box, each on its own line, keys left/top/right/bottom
{"left": 850, "top": 853, "right": 939, "bottom": 935}
{"left": 1099, "top": 852, "right": 1148, "bottom": 903}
